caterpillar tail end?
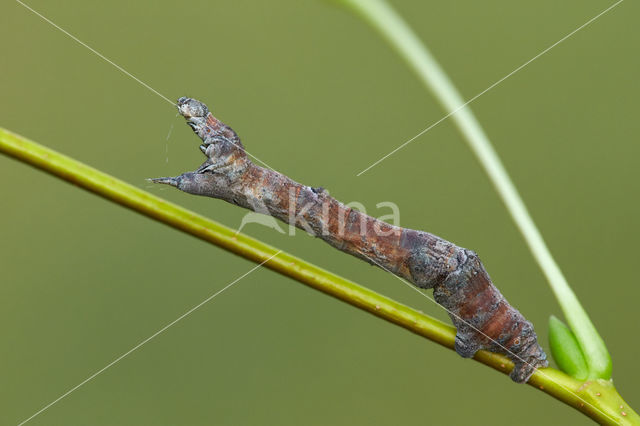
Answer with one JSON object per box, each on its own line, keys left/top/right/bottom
{"left": 509, "top": 342, "right": 549, "bottom": 383}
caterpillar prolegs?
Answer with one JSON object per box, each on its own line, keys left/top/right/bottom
{"left": 151, "top": 97, "right": 548, "bottom": 383}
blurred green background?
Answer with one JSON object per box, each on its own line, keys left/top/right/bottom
{"left": 1, "top": 0, "right": 638, "bottom": 424}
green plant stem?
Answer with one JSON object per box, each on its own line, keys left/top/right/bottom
{"left": 0, "top": 127, "right": 636, "bottom": 424}
{"left": 340, "top": 0, "right": 611, "bottom": 380}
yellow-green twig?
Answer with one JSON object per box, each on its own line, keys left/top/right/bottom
{"left": 0, "top": 127, "right": 636, "bottom": 424}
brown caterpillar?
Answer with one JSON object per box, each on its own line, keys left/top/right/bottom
{"left": 151, "top": 97, "right": 548, "bottom": 383}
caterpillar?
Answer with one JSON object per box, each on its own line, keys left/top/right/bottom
{"left": 151, "top": 97, "right": 548, "bottom": 383}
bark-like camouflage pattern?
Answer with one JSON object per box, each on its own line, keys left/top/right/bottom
{"left": 152, "top": 97, "right": 548, "bottom": 382}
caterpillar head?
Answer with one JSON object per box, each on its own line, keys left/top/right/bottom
{"left": 177, "top": 97, "right": 209, "bottom": 119}
{"left": 176, "top": 97, "right": 214, "bottom": 142}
